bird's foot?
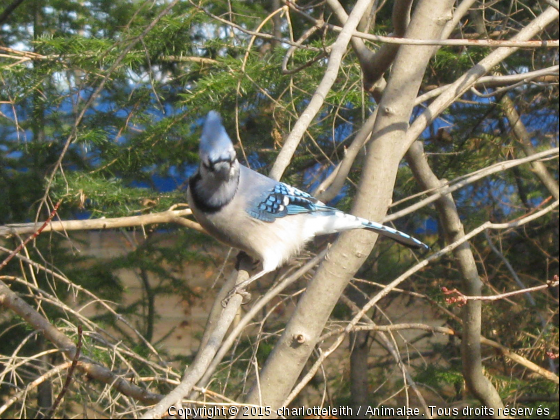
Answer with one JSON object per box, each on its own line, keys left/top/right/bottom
{"left": 221, "top": 286, "right": 252, "bottom": 307}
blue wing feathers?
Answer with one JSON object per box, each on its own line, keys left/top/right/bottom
{"left": 247, "top": 183, "right": 336, "bottom": 221}
{"left": 246, "top": 182, "right": 429, "bottom": 250}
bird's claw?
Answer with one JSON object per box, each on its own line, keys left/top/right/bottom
{"left": 221, "top": 287, "right": 252, "bottom": 307}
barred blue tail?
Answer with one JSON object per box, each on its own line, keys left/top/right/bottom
{"left": 362, "top": 219, "right": 429, "bottom": 250}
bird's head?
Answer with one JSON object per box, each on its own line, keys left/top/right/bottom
{"left": 199, "top": 111, "right": 238, "bottom": 181}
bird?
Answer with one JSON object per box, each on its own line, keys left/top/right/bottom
{"left": 187, "top": 111, "right": 428, "bottom": 303}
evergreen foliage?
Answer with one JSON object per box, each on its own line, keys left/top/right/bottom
{"left": 0, "top": 0, "right": 557, "bottom": 417}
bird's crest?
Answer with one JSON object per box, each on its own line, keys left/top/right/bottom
{"left": 200, "top": 111, "right": 236, "bottom": 165}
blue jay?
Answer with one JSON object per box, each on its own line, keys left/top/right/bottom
{"left": 187, "top": 111, "right": 428, "bottom": 302}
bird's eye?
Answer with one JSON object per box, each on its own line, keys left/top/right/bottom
{"left": 202, "top": 159, "right": 214, "bottom": 171}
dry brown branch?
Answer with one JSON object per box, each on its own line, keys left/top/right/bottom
{"left": 318, "top": 322, "right": 559, "bottom": 384}
{"left": 0, "top": 252, "right": 162, "bottom": 360}
{"left": 442, "top": 276, "right": 559, "bottom": 305}
{"left": 0, "top": 280, "right": 164, "bottom": 407}
{"left": 44, "top": 326, "right": 83, "bottom": 418}
{"left": 0, "top": 361, "right": 72, "bottom": 416}
{"left": 285, "top": 2, "right": 559, "bottom": 48}
{"left": 0, "top": 208, "right": 204, "bottom": 237}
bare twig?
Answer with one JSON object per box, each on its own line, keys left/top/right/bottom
{"left": 403, "top": 6, "right": 560, "bottom": 155}
{"left": 269, "top": 0, "right": 375, "bottom": 180}
{"left": 385, "top": 147, "right": 559, "bottom": 222}
{"left": 186, "top": 0, "right": 322, "bottom": 52}
{"left": 350, "top": 200, "right": 559, "bottom": 338}
{"left": 44, "top": 326, "right": 83, "bottom": 418}
{"left": 193, "top": 250, "right": 328, "bottom": 394}
{"left": 288, "top": 1, "right": 558, "bottom": 48}
{"left": 483, "top": 230, "right": 538, "bottom": 307}
{"left": 318, "top": 322, "right": 559, "bottom": 384}
{"left": 0, "top": 252, "right": 164, "bottom": 360}
{"left": 0, "top": 361, "right": 73, "bottom": 416}
{"left": 310, "top": 202, "right": 560, "bottom": 390}
{"left": 315, "top": 109, "right": 378, "bottom": 202}
{"left": 243, "top": 0, "right": 457, "bottom": 412}
{"left": 501, "top": 94, "right": 560, "bottom": 200}
{"left": 415, "top": 66, "right": 559, "bottom": 105}
{"left": 0, "top": 200, "right": 62, "bottom": 272}
{"left": 0, "top": 280, "right": 163, "bottom": 407}
{"left": 442, "top": 276, "right": 559, "bottom": 305}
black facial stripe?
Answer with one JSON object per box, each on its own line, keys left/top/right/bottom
{"left": 189, "top": 171, "right": 238, "bottom": 214}
{"left": 189, "top": 173, "right": 221, "bottom": 213}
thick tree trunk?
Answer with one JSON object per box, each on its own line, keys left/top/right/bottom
{"left": 243, "top": 0, "right": 455, "bottom": 415}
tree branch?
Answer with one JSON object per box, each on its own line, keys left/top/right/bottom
{"left": 286, "top": 2, "right": 558, "bottom": 48}
{"left": 192, "top": 250, "right": 327, "bottom": 397}
{"left": 403, "top": 6, "right": 559, "bottom": 156}
{"left": 0, "top": 209, "right": 205, "bottom": 237}
{"left": 335, "top": 199, "right": 560, "bottom": 385}
{"left": 0, "top": 0, "right": 25, "bottom": 25}
{"left": 406, "top": 139, "right": 505, "bottom": 411}
{"left": 319, "top": 322, "right": 559, "bottom": 384}
{"left": 269, "top": 0, "right": 375, "bottom": 180}
{"left": 442, "top": 277, "right": 559, "bottom": 305}
{"left": 0, "top": 280, "right": 163, "bottom": 406}
{"left": 500, "top": 94, "right": 560, "bottom": 200}
{"left": 415, "top": 65, "right": 559, "bottom": 105}
{"left": 315, "top": 109, "right": 378, "bottom": 202}
{"left": 385, "top": 147, "right": 559, "bottom": 222}
{"left": 244, "top": 1, "right": 456, "bottom": 415}
{"left": 0, "top": 200, "right": 61, "bottom": 271}
{"left": 140, "top": 269, "right": 247, "bottom": 419}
